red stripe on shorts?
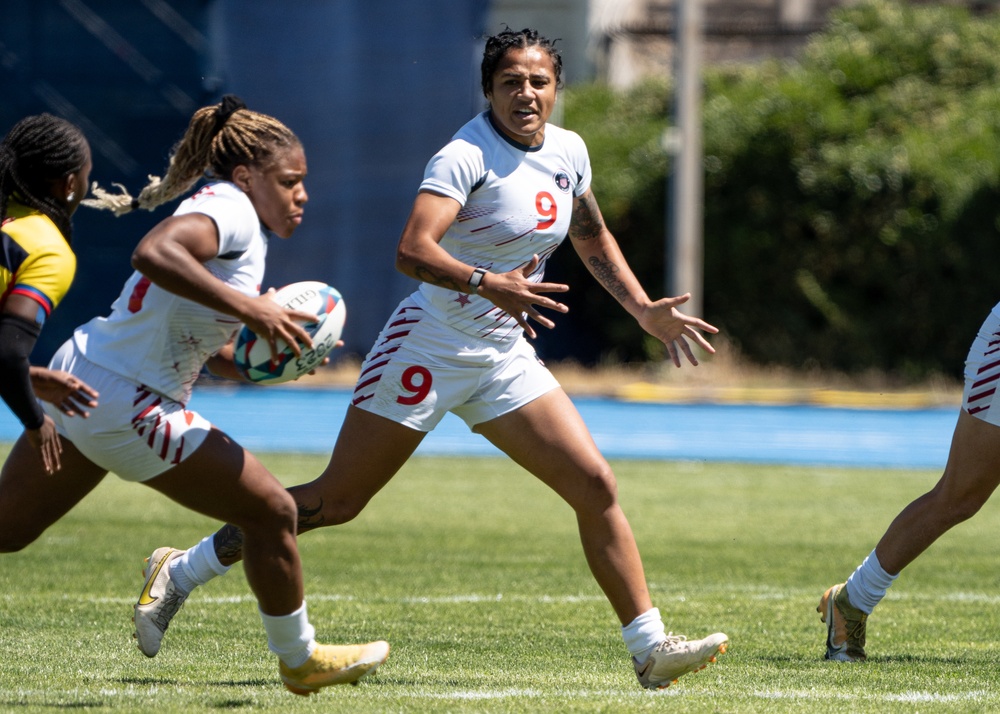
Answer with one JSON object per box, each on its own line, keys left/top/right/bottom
{"left": 133, "top": 397, "right": 163, "bottom": 427}
{"left": 159, "top": 420, "right": 172, "bottom": 461}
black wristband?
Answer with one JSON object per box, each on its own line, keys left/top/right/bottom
{"left": 468, "top": 267, "right": 487, "bottom": 294}
{"left": 0, "top": 313, "right": 45, "bottom": 429}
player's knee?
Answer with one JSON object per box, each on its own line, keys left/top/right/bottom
{"left": 946, "top": 495, "right": 985, "bottom": 525}
{"left": 271, "top": 489, "right": 299, "bottom": 529}
{"left": 244, "top": 488, "right": 299, "bottom": 535}
{"left": 572, "top": 464, "right": 620, "bottom": 513}
{"left": 930, "top": 483, "right": 988, "bottom": 526}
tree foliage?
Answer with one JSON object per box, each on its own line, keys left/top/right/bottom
{"left": 558, "top": 0, "right": 1000, "bottom": 379}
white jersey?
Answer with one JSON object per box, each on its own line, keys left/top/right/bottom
{"left": 413, "top": 111, "right": 592, "bottom": 342}
{"left": 73, "top": 181, "right": 268, "bottom": 404}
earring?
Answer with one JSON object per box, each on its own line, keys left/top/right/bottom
{"left": 67, "top": 192, "right": 76, "bottom": 202}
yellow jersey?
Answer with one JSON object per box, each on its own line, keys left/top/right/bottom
{"left": 0, "top": 200, "right": 76, "bottom": 324}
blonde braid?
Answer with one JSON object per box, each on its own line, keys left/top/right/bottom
{"left": 84, "top": 98, "right": 298, "bottom": 217}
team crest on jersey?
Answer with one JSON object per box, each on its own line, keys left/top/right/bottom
{"left": 552, "top": 170, "right": 572, "bottom": 193}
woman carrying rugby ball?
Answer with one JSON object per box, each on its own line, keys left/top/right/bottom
{"left": 0, "top": 97, "right": 388, "bottom": 695}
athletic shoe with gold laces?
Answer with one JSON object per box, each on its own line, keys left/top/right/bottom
{"left": 818, "top": 582, "right": 867, "bottom": 661}
{"left": 633, "top": 632, "right": 729, "bottom": 689}
{"left": 280, "top": 641, "right": 391, "bottom": 695}
{"left": 133, "top": 547, "right": 188, "bottom": 658}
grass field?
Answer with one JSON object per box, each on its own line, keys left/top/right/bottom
{"left": 2, "top": 445, "right": 999, "bottom": 713}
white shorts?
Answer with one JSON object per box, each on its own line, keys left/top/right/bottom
{"left": 352, "top": 298, "right": 559, "bottom": 431}
{"left": 44, "top": 340, "right": 212, "bottom": 482}
{"left": 963, "top": 305, "right": 1000, "bottom": 426}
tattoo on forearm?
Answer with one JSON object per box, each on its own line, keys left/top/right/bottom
{"left": 414, "top": 266, "right": 461, "bottom": 291}
{"left": 569, "top": 193, "right": 605, "bottom": 241}
{"left": 211, "top": 500, "right": 326, "bottom": 565}
{"left": 588, "top": 254, "right": 629, "bottom": 303}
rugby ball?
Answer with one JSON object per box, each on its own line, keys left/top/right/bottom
{"left": 234, "top": 281, "right": 346, "bottom": 385}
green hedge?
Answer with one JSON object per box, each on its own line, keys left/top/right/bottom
{"left": 557, "top": 0, "right": 1000, "bottom": 379}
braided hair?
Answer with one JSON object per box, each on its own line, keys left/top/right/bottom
{"left": 0, "top": 114, "right": 90, "bottom": 243}
{"left": 480, "top": 27, "right": 563, "bottom": 98}
{"left": 85, "top": 95, "right": 301, "bottom": 216}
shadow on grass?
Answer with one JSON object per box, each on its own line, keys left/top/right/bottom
{"left": 117, "top": 676, "right": 272, "bottom": 687}
{"left": 749, "top": 651, "right": 992, "bottom": 667}
{"left": 875, "top": 653, "right": 995, "bottom": 666}
{"left": 0, "top": 702, "right": 106, "bottom": 709}
{"left": 209, "top": 700, "right": 255, "bottom": 709}
{"left": 117, "top": 676, "right": 182, "bottom": 685}
{"left": 206, "top": 679, "right": 273, "bottom": 688}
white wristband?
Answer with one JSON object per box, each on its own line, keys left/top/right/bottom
{"left": 468, "top": 267, "right": 487, "bottom": 294}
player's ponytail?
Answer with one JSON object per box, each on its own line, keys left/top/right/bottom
{"left": 85, "top": 95, "right": 300, "bottom": 217}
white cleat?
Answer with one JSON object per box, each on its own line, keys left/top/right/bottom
{"left": 133, "top": 547, "right": 188, "bottom": 657}
{"left": 634, "top": 632, "right": 728, "bottom": 689}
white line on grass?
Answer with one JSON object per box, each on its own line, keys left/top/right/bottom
{"left": 754, "top": 689, "right": 989, "bottom": 704}
{"left": 79, "top": 593, "right": 610, "bottom": 605}
{"left": 5, "top": 686, "right": 991, "bottom": 705}
{"left": 394, "top": 688, "right": 991, "bottom": 703}
{"left": 24, "top": 588, "right": 1000, "bottom": 609}
{"left": 0, "top": 684, "right": 995, "bottom": 705}
{"left": 42, "top": 589, "right": 1000, "bottom": 605}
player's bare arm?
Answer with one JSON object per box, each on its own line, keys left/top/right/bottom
{"left": 566, "top": 187, "right": 630, "bottom": 303}
{"left": 569, "top": 190, "right": 648, "bottom": 311}
{"left": 569, "top": 189, "right": 717, "bottom": 366}
{"left": 587, "top": 252, "right": 630, "bottom": 304}
{"left": 397, "top": 190, "right": 567, "bottom": 336}
{"left": 568, "top": 189, "right": 607, "bottom": 243}
{"left": 133, "top": 214, "right": 313, "bottom": 357}
{"left": 413, "top": 266, "right": 462, "bottom": 291}
{"left": 396, "top": 191, "right": 468, "bottom": 289}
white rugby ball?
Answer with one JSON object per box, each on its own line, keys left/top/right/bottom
{"left": 234, "top": 281, "right": 346, "bottom": 385}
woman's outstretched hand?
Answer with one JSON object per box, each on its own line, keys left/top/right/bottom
{"left": 636, "top": 293, "right": 719, "bottom": 367}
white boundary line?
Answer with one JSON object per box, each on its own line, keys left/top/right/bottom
{"left": 12, "top": 588, "right": 1000, "bottom": 606}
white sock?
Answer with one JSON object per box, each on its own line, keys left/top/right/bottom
{"left": 622, "top": 607, "right": 666, "bottom": 664}
{"left": 845, "top": 549, "right": 898, "bottom": 614}
{"left": 260, "top": 601, "right": 317, "bottom": 669}
{"left": 169, "top": 535, "right": 231, "bottom": 595}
